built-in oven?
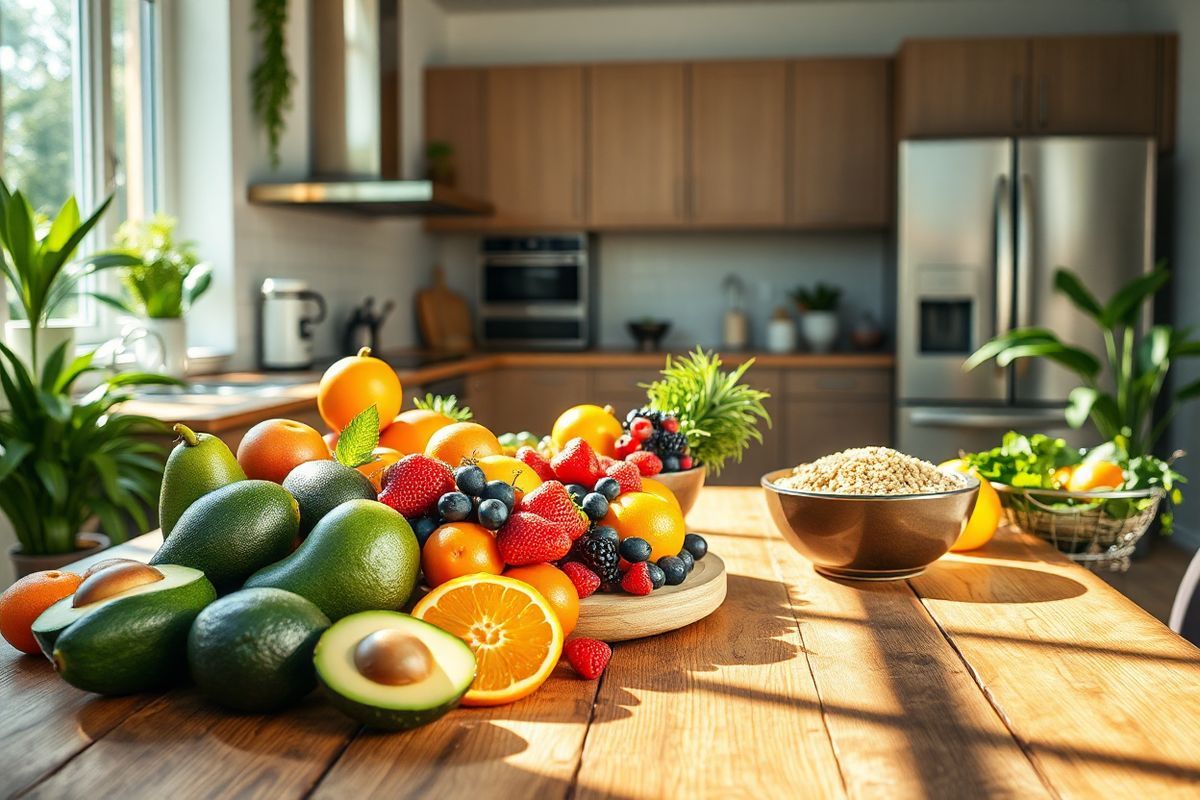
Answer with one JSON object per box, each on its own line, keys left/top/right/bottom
{"left": 477, "top": 234, "right": 591, "bottom": 350}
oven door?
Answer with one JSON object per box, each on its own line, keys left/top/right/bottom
{"left": 480, "top": 254, "right": 584, "bottom": 307}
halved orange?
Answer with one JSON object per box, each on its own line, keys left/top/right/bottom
{"left": 412, "top": 574, "right": 563, "bottom": 707}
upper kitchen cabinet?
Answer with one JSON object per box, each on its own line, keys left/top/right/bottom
{"left": 689, "top": 61, "right": 789, "bottom": 226}
{"left": 486, "top": 66, "right": 587, "bottom": 228}
{"left": 588, "top": 63, "right": 687, "bottom": 227}
{"left": 897, "top": 38, "right": 1031, "bottom": 137}
{"left": 424, "top": 68, "right": 487, "bottom": 198}
{"left": 791, "top": 58, "right": 892, "bottom": 228}
{"left": 1029, "top": 36, "right": 1159, "bottom": 136}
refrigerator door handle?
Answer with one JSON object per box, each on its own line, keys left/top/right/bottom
{"left": 1016, "top": 173, "right": 1035, "bottom": 330}
{"left": 909, "top": 408, "right": 1066, "bottom": 429}
{"left": 994, "top": 174, "right": 1013, "bottom": 338}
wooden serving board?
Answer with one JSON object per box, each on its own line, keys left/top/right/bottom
{"left": 574, "top": 553, "right": 727, "bottom": 642}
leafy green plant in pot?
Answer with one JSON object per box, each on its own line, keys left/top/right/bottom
{"left": 94, "top": 214, "right": 212, "bottom": 378}
{"left": 0, "top": 338, "right": 181, "bottom": 576}
{"left": 965, "top": 267, "right": 1190, "bottom": 531}
{"left": 791, "top": 283, "right": 842, "bottom": 353}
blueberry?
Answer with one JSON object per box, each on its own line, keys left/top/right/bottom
{"left": 411, "top": 516, "right": 439, "bottom": 548}
{"left": 438, "top": 491, "right": 472, "bottom": 522}
{"left": 477, "top": 498, "right": 509, "bottom": 530}
{"left": 677, "top": 548, "right": 695, "bottom": 573}
{"left": 454, "top": 465, "right": 487, "bottom": 497}
{"left": 481, "top": 480, "right": 516, "bottom": 511}
{"left": 594, "top": 476, "right": 621, "bottom": 501}
{"left": 590, "top": 525, "right": 620, "bottom": 546}
{"left": 661, "top": 455, "right": 681, "bottom": 472}
{"left": 658, "top": 556, "right": 687, "bottom": 586}
{"left": 646, "top": 562, "right": 666, "bottom": 589}
{"left": 619, "top": 537, "right": 652, "bottom": 563}
{"left": 581, "top": 492, "right": 610, "bottom": 520}
{"left": 683, "top": 533, "right": 708, "bottom": 560}
{"left": 566, "top": 483, "right": 588, "bottom": 505}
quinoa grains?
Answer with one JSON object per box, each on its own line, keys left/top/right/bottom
{"left": 776, "top": 447, "right": 966, "bottom": 496}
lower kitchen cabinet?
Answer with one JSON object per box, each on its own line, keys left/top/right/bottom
{"left": 475, "top": 368, "right": 593, "bottom": 436}
{"left": 782, "top": 398, "right": 892, "bottom": 466}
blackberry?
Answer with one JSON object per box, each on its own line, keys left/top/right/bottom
{"left": 572, "top": 535, "right": 621, "bottom": 584}
{"left": 659, "top": 431, "right": 689, "bottom": 456}
{"left": 643, "top": 430, "right": 665, "bottom": 454}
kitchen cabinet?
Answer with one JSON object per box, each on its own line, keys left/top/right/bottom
{"left": 424, "top": 68, "right": 487, "bottom": 198}
{"left": 485, "top": 66, "right": 587, "bottom": 228}
{"left": 689, "top": 61, "right": 788, "bottom": 226}
{"left": 791, "top": 58, "right": 892, "bottom": 228}
{"left": 477, "top": 368, "right": 592, "bottom": 436}
{"left": 897, "top": 38, "right": 1031, "bottom": 137}
{"left": 588, "top": 63, "right": 687, "bottom": 227}
{"left": 1029, "top": 36, "right": 1158, "bottom": 136}
{"left": 782, "top": 398, "right": 892, "bottom": 466}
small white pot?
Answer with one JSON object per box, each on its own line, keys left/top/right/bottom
{"left": 766, "top": 317, "right": 798, "bottom": 353}
{"left": 801, "top": 311, "right": 839, "bottom": 353}
{"left": 132, "top": 317, "right": 188, "bottom": 378}
{"left": 4, "top": 320, "right": 77, "bottom": 376}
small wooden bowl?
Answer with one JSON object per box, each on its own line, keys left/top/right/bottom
{"left": 574, "top": 553, "right": 726, "bottom": 642}
{"left": 652, "top": 466, "right": 706, "bottom": 517}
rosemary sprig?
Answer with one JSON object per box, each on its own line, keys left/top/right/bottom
{"left": 251, "top": 0, "right": 295, "bottom": 168}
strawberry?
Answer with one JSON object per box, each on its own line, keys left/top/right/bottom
{"left": 620, "top": 561, "right": 654, "bottom": 595}
{"left": 497, "top": 511, "right": 572, "bottom": 566}
{"left": 613, "top": 434, "right": 638, "bottom": 459}
{"left": 551, "top": 437, "right": 603, "bottom": 486}
{"left": 565, "top": 637, "right": 611, "bottom": 680}
{"left": 597, "top": 455, "right": 617, "bottom": 471}
{"left": 518, "top": 480, "right": 589, "bottom": 541}
{"left": 516, "top": 446, "right": 556, "bottom": 482}
{"left": 626, "top": 450, "right": 663, "bottom": 477}
{"left": 378, "top": 454, "right": 454, "bottom": 518}
{"left": 561, "top": 562, "right": 600, "bottom": 599}
{"left": 604, "top": 460, "right": 642, "bottom": 494}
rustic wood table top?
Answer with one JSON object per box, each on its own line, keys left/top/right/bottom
{"left": 3, "top": 486, "right": 1199, "bottom": 799}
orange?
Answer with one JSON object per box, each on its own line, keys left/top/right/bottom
{"left": 355, "top": 447, "right": 404, "bottom": 492}
{"left": 317, "top": 347, "right": 402, "bottom": 432}
{"left": 1068, "top": 460, "right": 1125, "bottom": 493}
{"left": 1052, "top": 466, "right": 1074, "bottom": 488}
{"left": 413, "top": 574, "right": 563, "bottom": 706}
{"left": 0, "top": 570, "right": 83, "bottom": 655}
{"left": 477, "top": 454, "right": 543, "bottom": 499}
{"left": 422, "top": 522, "right": 505, "bottom": 588}
{"left": 505, "top": 563, "right": 579, "bottom": 636}
{"left": 425, "top": 422, "right": 503, "bottom": 467}
{"left": 380, "top": 409, "right": 455, "bottom": 454}
{"left": 237, "top": 418, "right": 331, "bottom": 483}
{"left": 322, "top": 431, "right": 339, "bottom": 454}
{"left": 552, "top": 404, "right": 623, "bottom": 457}
{"left": 640, "top": 477, "right": 683, "bottom": 515}
{"left": 601, "top": 491, "right": 685, "bottom": 561}
{"left": 940, "top": 460, "right": 1001, "bottom": 552}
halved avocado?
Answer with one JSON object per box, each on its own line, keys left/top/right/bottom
{"left": 314, "top": 611, "right": 475, "bottom": 730}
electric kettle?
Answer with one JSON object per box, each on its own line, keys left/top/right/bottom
{"left": 260, "top": 278, "right": 326, "bottom": 369}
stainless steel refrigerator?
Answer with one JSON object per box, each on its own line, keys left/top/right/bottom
{"left": 896, "top": 137, "right": 1156, "bottom": 461}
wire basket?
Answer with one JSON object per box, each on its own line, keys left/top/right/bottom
{"left": 991, "top": 484, "right": 1164, "bottom": 572}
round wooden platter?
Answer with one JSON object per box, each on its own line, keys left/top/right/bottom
{"left": 574, "top": 552, "right": 727, "bottom": 642}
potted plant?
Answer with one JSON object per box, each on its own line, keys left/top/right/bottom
{"left": 426, "top": 140, "right": 456, "bottom": 186}
{"left": 0, "top": 180, "right": 136, "bottom": 375}
{"left": 0, "top": 339, "right": 177, "bottom": 577}
{"left": 95, "top": 214, "right": 212, "bottom": 378}
{"left": 792, "top": 283, "right": 842, "bottom": 353}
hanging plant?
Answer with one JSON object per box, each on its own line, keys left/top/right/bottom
{"left": 250, "top": 0, "right": 295, "bottom": 168}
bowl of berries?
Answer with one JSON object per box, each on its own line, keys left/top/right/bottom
{"left": 615, "top": 407, "right": 704, "bottom": 516}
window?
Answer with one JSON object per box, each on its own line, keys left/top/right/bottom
{"left": 0, "top": 0, "right": 161, "bottom": 339}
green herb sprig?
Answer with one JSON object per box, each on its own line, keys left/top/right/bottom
{"left": 251, "top": 0, "right": 295, "bottom": 168}
{"left": 334, "top": 406, "right": 380, "bottom": 469}
{"left": 413, "top": 393, "right": 473, "bottom": 422}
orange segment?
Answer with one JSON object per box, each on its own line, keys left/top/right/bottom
{"left": 412, "top": 574, "right": 563, "bottom": 706}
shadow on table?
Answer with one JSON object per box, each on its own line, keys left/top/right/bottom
{"left": 915, "top": 560, "right": 1087, "bottom": 603}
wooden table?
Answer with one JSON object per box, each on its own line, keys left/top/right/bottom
{"left": 3, "top": 487, "right": 1199, "bottom": 799}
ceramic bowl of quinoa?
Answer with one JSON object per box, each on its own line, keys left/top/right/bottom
{"left": 761, "top": 447, "right": 979, "bottom": 581}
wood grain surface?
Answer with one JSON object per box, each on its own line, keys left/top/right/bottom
{"left": 3, "top": 487, "right": 1199, "bottom": 800}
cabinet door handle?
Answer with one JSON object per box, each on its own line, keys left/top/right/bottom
{"left": 1012, "top": 76, "right": 1025, "bottom": 130}
{"left": 574, "top": 178, "right": 585, "bottom": 221}
{"left": 1037, "top": 75, "right": 1049, "bottom": 129}
{"left": 675, "top": 176, "right": 684, "bottom": 218}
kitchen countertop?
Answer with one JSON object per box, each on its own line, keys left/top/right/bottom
{"left": 3, "top": 486, "right": 1198, "bottom": 798}
{"left": 121, "top": 349, "right": 895, "bottom": 431}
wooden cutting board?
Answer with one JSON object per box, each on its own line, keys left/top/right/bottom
{"left": 574, "top": 553, "right": 727, "bottom": 641}
{"left": 416, "top": 265, "right": 473, "bottom": 352}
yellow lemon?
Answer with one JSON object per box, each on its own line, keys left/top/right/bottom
{"left": 940, "top": 459, "right": 1001, "bottom": 552}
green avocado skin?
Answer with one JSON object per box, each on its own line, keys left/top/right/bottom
{"left": 282, "top": 461, "right": 377, "bottom": 537}
{"left": 245, "top": 500, "right": 419, "bottom": 621}
{"left": 318, "top": 680, "right": 467, "bottom": 730}
{"left": 160, "top": 431, "right": 246, "bottom": 537}
{"left": 52, "top": 577, "right": 217, "bottom": 695}
{"left": 187, "top": 587, "right": 330, "bottom": 713}
{"left": 151, "top": 481, "right": 299, "bottom": 594}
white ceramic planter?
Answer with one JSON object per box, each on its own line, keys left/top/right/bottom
{"left": 4, "top": 320, "right": 77, "bottom": 376}
{"left": 134, "top": 317, "right": 188, "bottom": 378}
{"left": 801, "top": 311, "right": 839, "bottom": 353}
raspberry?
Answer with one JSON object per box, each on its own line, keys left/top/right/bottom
{"left": 626, "top": 450, "right": 663, "bottom": 477}
{"left": 561, "top": 562, "right": 600, "bottom": 599}
{"left": 564, "top": 637, "right": 611, "bottom": 680}
{"left": 620, "top": 561, "right": 654, "bottom": 596}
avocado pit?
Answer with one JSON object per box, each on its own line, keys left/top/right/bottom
{"left": 354, "top": 629, "right": 434, "bottom": 686}
{"left": 73, "top": 561, "right": 165, "bottom": 607}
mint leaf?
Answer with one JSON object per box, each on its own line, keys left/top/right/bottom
{"left": 335, "top": 405, "right": 380, "bottom": 468}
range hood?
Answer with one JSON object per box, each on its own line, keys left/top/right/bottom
{"left": 247, "top": 0, "right": 491, "bottom": 217}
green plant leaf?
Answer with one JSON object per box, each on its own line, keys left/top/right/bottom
{"left": 91, "top": 292, "right": 135, "bottom": 315}
{"left": 412, "top": 393, "right": 472, "bottom": 421}
{"left": 1102, "top": 269, "right": 1169, "bottom": 327}
{"left": 1178, "top": 377, "right": 1200, "bottom": 401}
{"left": 334, "top": 405, "right": 381, "bottom": 468}
{"left": 38, "top": 340, "right": 71, "bottom": 391}
{"left": 182, "top": 263, "right": 213, "bottom": 309}
{"left": 0, "top": 441, "right": 33, "bottom": 484}
{"left": 1065, "top": 387, "right": 1098, "bottom": 428}
{"left": 44, "top": 196, "right": 81, "bottom": 252}
{"left": 40, "top": 192, "right": 114, "bottom": 276}
{"left": 1054, "top": 269, "right": 1104, "bottom": 320}
{"left": 994, "top": 343, "right": 1101, "bottom": 378}
{"left": 963, "top": 328, "right": 1060, "bottom": 371}
{"left": 34, "top": 458, "right": 68, "bottom": 504}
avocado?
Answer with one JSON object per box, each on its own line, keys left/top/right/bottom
{"left": 160, "top": 424, "right": 246, "bottom": 537}
{"left": 314, "top": 611, "right": 475, "bottom": 730}
{"left": 150, "top": 480, "right": 299, "bottom": 593}
{"left": 187, "top": 587, "right": 330, "bottom": 712}
{"left": 282, "top": 460, "right": 377, "bottom": 537}
{"left": 32, "top": 564, "right": 216, "bottom": 695}
{"left": 245, "top": 500, "right": 418, "bottom": 621}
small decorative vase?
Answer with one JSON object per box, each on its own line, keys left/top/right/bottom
{"left": 651, "top": 465, "right": 707, "bottom": 519}
{"left": 135, "top": 317, "right": 188, "bottom": 378}
{"left": 4, "top": 320, "right": 77, "bottom": 376}
{"left": 766, "top": 310, "right": 797, "bottom": 353}
{"left": 801, "top": 311, "right": 839, "bottom": 353}
{"left": 8, "top": 532, "right": 111, "bottom": 580}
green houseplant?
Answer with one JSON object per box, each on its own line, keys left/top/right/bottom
{"left": 791, "top": 282, "right": 842, "bottom": 353}
{"left": 0, "top": 338, "right": 178, "bottom": 574}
